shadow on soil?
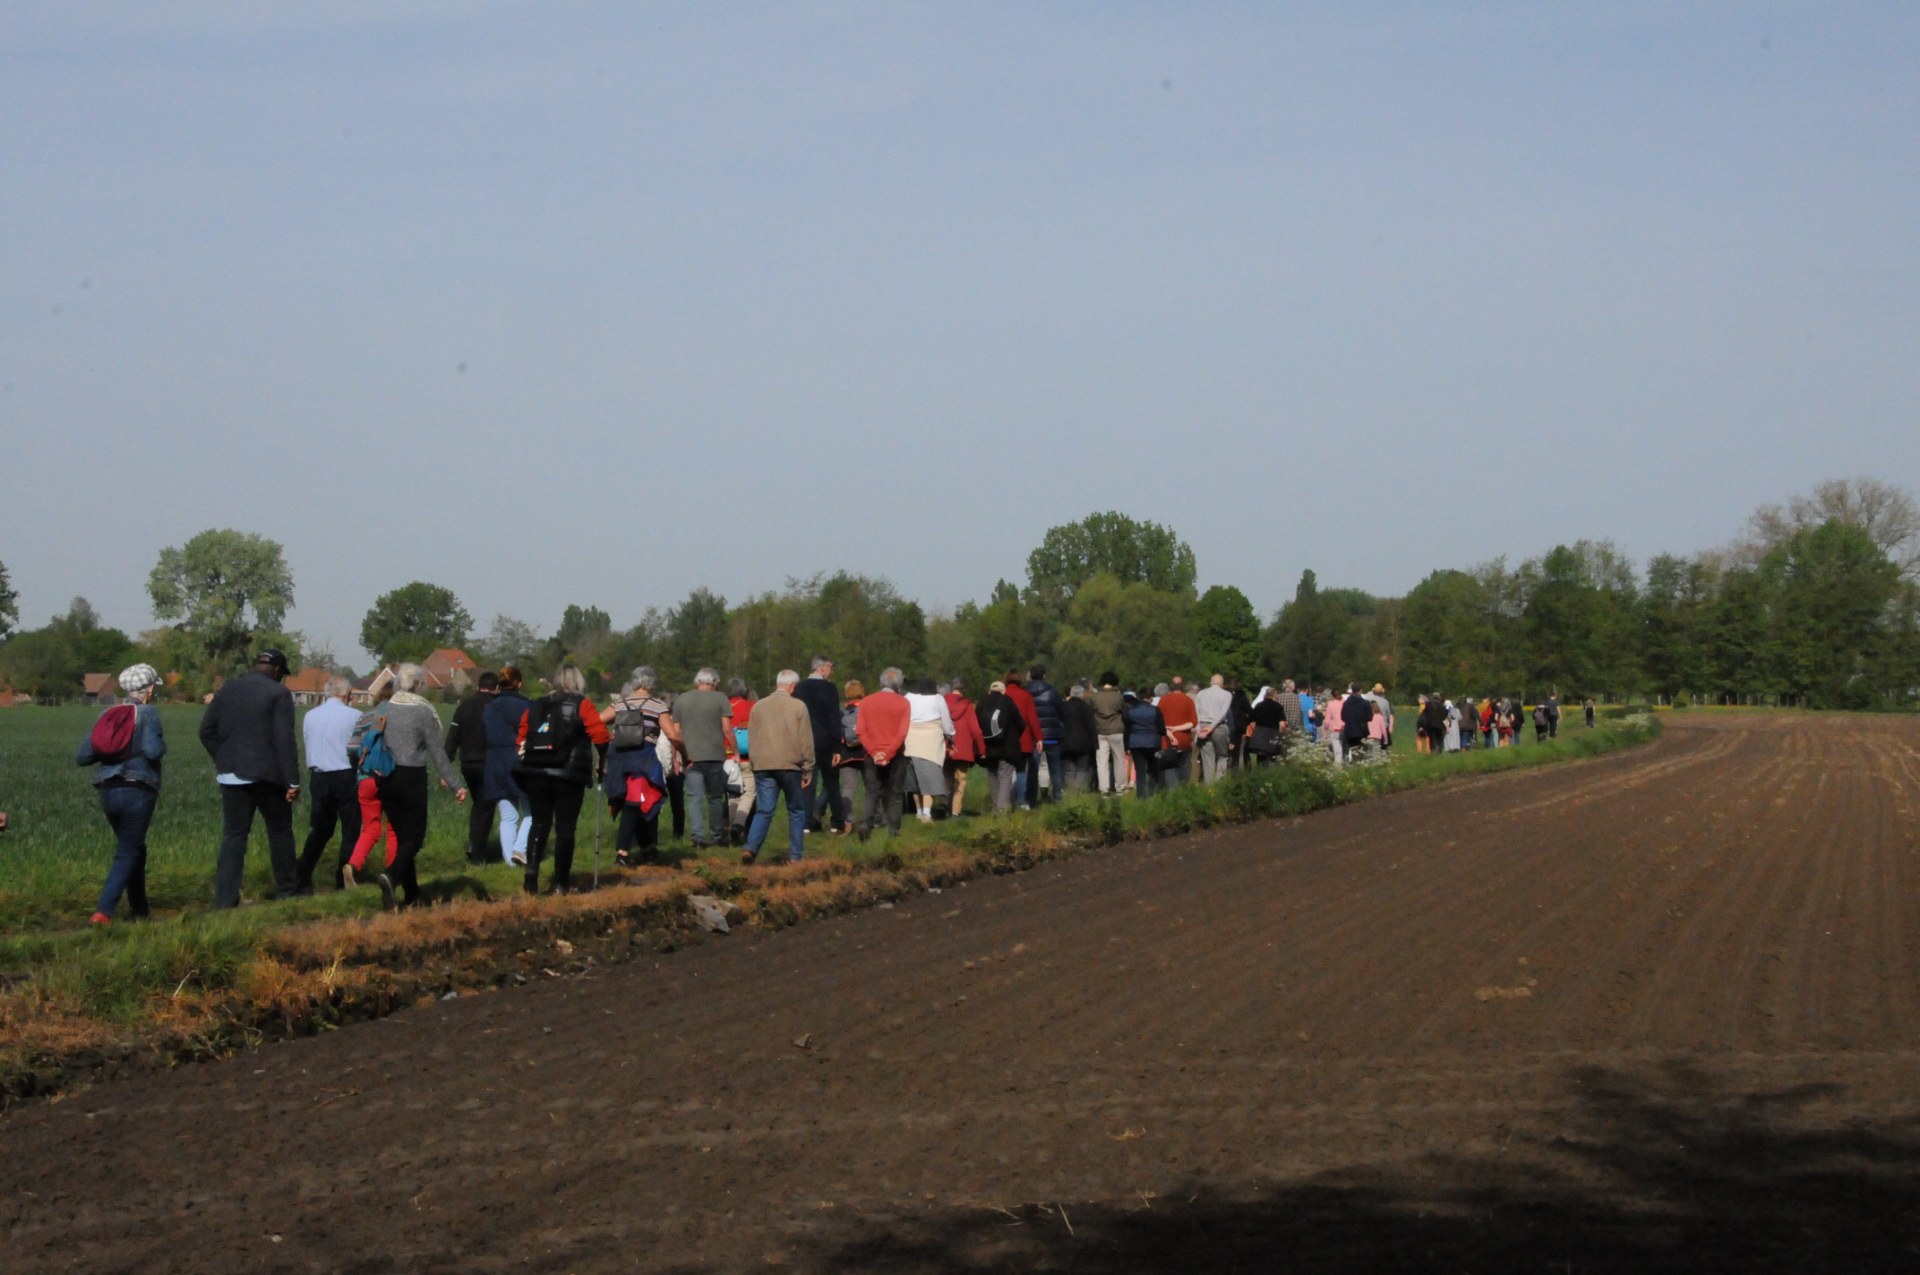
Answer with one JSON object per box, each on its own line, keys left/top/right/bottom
{"left": 756, "top": 1061, "right": 1920, "bottom": 1274}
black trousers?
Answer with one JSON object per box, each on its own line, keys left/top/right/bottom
{"left": 380, "top": 765, "right": 431, "bottom": 906}
{"left": 462, "top": 764, "right": 492, "bottom": 860}
{"left": 524, "top": 773, "right": 586, "bottom": 891}
{"left": 859, "top": 756, "right": 907, "bottom": 833}
{"left": 297, "top": 767, "right": 361, "bottom": 889}
{"left": 216, "top": 781, "right": 297, "bottom": 908}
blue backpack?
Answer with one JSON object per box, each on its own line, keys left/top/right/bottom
{"left": 357, "top": 715, "right": 397, "bottom": 780}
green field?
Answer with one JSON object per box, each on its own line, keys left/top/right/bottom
{"left": 0, "top": 704, "right": 488, "bottom": 932}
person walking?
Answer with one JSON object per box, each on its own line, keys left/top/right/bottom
{"left": 663, "top": 669, "right": 732, "bottom": 850}
{"left": 345, "top": 683, "right": 400, "bottom": 882}
{"left": 1157, "top": 680, "right": 1198, "bottom": 786}
{"left": 976, "top": 680, "right": 1026, "bottom": 813}
{"left": 1243, "top": 686, "right": 1286, "bottom": 765}
{"left": 1443, "top": 698, "right": 1463, "bottom": 752}
{"left": 1340, "top": 682, "right": 1374, "bottom": 761}
{"left": 793, "top": 656, "right": 844, "bottom": 834}
{"left": 854, "top": 668, "right": 912, "bottom": 838}
{"left": 445, "top": 670, "right": 500, "bottom": 864}
{"left": 483, "top": 665, "right": 534, "bottom": 866}
{"left": 724, "top": 677, "right": 757, "bottom": 846}
{"left": 199, "top": 648, "right": 301, "bottom": 908}
{"left": 903, "top": 677, "right": 955, "bottom": 824}
{"left": 739, "top": 670, "right": 815, "bottom": 864}
{"left": 942, "top": 676, "right": 984, "bottom": 816}
{"left": 296, "top": 674, "right": 362, "bottom": 891}
{"left": 1059, "top": 680, "right": 1098, "bottom": 794}
{"left": 1546, "top": 689, "right": 1562, "bottom": 738}
{"left": 1002, "top": 670, "right": 1042, "bottom": 808}
{"left": 76, "top": 663, "right": 167, "bottom": 924}
{"left": 515, "top": 665, "right": 609, "bottom": 894}
{"left": 1585, "top": 697, "right": 1597, "bottom": 728}
{"left": 835, "top": 679, "right": 868, "bottom": 830}
{"left": 1091, "top": 672, "right": 1128, "bottom": 796}
{"left": 1194, "top": 674, "right": 1235, "bottom": 784}
{"left": 1277, "top": 680, "right": 1306, "bottom": 755}
{"left": 355, "top": 663, "right": 468, "bottom": 909}
{"left": 1024, "top": 665, "right": 1066, "bottom": 803}
{"left": 1125, "top": 688, "right": 1168, "bottom": 797}
{"left": 600, "top": 667, "right": 670, "bottom": 867}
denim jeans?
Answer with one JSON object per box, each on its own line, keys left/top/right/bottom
{"left": 96, "top": 782, "right": 157, "bottom": 918}
{"left": 745, "top": 769, "right": 809, "bottom": 862}
{"left": 683, "top": 760, "right": 727, "bottom": 845}
{"left": 1027, "top": 742, "right": 1064, "bottom": 803}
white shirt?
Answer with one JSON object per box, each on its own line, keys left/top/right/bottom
{"left": 904, "top": 691, "right": 955, "bottom": 736}
{"left": 303, "top": 697, "right": 360, "bottom": 772}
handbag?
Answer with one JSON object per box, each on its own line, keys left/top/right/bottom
{"left": 1246, "top": 724, "right": 1283, "bottom": 757}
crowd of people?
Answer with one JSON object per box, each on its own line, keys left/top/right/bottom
{"left": 63, "top": 646, "right": 1593, "bottom": 924}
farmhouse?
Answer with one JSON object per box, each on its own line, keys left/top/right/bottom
{"left": 350, "top": 648, "right": 481, "bottom": 704}
{"left": 283, "top": 667, "right": 332, "bottom": 707}
{"left": 82, "top": 674, "right": 116, "bottom": 705}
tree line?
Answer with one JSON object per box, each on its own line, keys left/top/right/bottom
{"left": 2, "top": 478, "right": 1916, "bottom": 709}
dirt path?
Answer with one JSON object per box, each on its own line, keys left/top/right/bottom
{"left": 5, "top": 713, "right": 1920, "bottom": 1273}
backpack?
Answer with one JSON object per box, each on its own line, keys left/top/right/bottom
{"left": 522, "top": 694, "right": 584, "bottom": 764}
{"left": 610, "top": 698, "right": 653, "bottom": 750}
{"left": 841, "top": 703, "right": 862, "bottom": 750}
{"left": 87, "top": 704, "right": 139, "bottom": 765}
{"left": 981, "top": 702, "right": 1007, "bottom": 742}
{"left": 1533, "top": 705, "right": 1549, "bottom": 729}
{"left": 357, "top": 716, "right": 397, "bottom": 780}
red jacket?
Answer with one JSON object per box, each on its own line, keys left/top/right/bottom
{"left": 855, "top": 690, "right": 911, "bottom": 764}
{"left": 1159, "top": 691, "right": 1197, "bottom": 749}
{"left": 945, "top": 693, "right": 985, "bottom": 764}
{"left": 1004, "top": 682, "right": 1040, "bottom": 753}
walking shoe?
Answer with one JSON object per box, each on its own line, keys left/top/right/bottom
{"left": 855, "top": 823, "right": 871, "bottom": 843}
{"left": 740, "top": 850, "right": 756, "bottom": 865}
{"left": 89, "top": 911, "right": 111, "bottom": 926}
{"left": 374, "top": 873, "right": 396, "bottom": 911}
{"left": 523, "top": 873, "right": 540, "bottom": 896}
{"left": 509, "top": 852, "right": 528, "bottom": 867}
{"left": 341, "top": 863, "right": 357, "bottom": 889}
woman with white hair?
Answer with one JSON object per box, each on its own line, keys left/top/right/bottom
{"left": 600, "top": 666, "right": 669, "bottom": 866}
{"left": 357, "top": 662, "right": 467, "bottom": 909}
{"left": 903, "top": 676, "right": 955, "bottom": 824}
{"left": 74, "top": 663, "right": 167, "bottom": 924}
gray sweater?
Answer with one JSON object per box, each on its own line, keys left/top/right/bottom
{"left": 356, "top": 701, "right": 461, "bottom": 788}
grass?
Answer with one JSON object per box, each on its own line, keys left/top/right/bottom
{"left": 0, "top": 702, "right": 1660, "bottom": 1103}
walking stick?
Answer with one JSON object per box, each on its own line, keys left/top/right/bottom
{"left": 593, "top": 777, "right": 603, "bottom": 891}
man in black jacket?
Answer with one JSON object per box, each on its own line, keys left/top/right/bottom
{"left": 1025, "top": 665, "right": 1066, "bottom": 803}
{"left": 199, "top": 649, "right": 301, "bottom": 907}
{"left": 446, "top": 671, "right": 499, "bottom": 863}
{"left": 793, "top": 656, "right": 843, "bottom": 833}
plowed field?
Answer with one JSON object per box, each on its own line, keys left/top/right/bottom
{"left": 5, "top": 712, "right": 1920, "bottom": 1273}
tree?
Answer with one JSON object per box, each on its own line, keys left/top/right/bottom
{"left": 1263, "top": 570, "right": 1359, "bottom": 686}
{"left": 1398, "top": 569, "right": 1497, "bottom": 694}
{"left": 556, "top": 604, "right": 613, "bottom": 656}
{"left": 1025, "top": 512, "right": 1198, "bottom": 607}
{"left": 1740, "top": 477, "right": 1920, "bottom": 580}
{"left": 1049, "top": 574, "right": 1195, "bottom": 690}
{"left": 0, "top": 557, "right": 17, "bottom": 641}
{"left": 477, "top": 614, "right": 543, "bottom": 668}
{"left": 1191, "top": 585, "right": 1263, "bottom": 685}
{"left": 360, "top": 581, "right": 473, "bottom": 665}
{"left": 147, "top": 529, "right": 294, "bottom": 672}
{"left": 660, "top": 587, "right": 731, "bottom": 687}
{"left": 1757, "top": 520, "right": 1900, "bottom": 708}
{"left": 0, "top": 598, "right": 133, "bottom": 700}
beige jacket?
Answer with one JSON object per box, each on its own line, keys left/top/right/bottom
{"left": 746, "top": 691, "right": 815, "bottom": 772}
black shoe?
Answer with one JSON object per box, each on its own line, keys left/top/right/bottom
{"left": 740, "top": 849, "right": 757, "bottom": 865}
{"left": 855, "top": 824, "right": 872, "bottom": 843}
{"left": 523, "top": 873, "right": 540, "bottom": 896}
{"left": 374, "top": 873, "right": 396, "bottom": 911}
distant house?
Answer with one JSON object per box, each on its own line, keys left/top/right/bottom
{"left": 0, "top": 681, "right": 23, "bottom": 708}
{"left": 284, "top": 667, "right": 333, "bottom": 707}
{"left": 82, "top": 673, "right": 116, "bottom": 705}
{"left": 348, "top": 649, "right": 481, "bottom": 705}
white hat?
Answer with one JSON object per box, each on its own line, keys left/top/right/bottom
{"left": 118, "top": 663, "right": 160, "bottom": 695}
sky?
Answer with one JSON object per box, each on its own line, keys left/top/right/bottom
{"left": 4, "top": 2, "right": 1917, "bottom": 664}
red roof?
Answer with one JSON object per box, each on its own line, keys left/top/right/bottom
{"left": 83, "top": 673, "right": 114, "bottom": 695}
{"left": 284, "top": 668, "right": 331, "bottom": 696}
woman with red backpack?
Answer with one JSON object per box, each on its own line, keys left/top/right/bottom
{"left": 74, "top": 663, "right": 167, "bottom": 925}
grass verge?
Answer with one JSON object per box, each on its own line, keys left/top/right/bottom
{"left": 0, "top": 713, "right": 1660, "bottom": 1107}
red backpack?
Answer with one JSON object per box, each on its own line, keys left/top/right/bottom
{"left": 87, "top": 704, "right": 139, "bottom": 764}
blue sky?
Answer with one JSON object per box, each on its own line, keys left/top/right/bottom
{"left": 4, "top": 2, "right": 1916, "bottom": 663}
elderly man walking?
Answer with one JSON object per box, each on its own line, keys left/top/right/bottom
{"left": 855, "top": 668, "right": 911, "bottom": 839}
{"left": 1194, "top": 673, "right": 1235, "bottom": 784}
{"left": 296, "top": 673, "right": 362, "bottom": 891}
{"left": 740, "top": 670, "right": 815, "bottom": 865}
{"left": 199, "top": 648, "right": 301, "bottom": 907}
{"left": 665, "top": 668, "right": 733, "bottom": 849}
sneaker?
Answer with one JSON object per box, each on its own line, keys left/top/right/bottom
{"left": 375, "top": 873, "right": 396, "bottom": 911}
{"left": 89, "top": 911, "right": 111, "bottom": 926}
{"left": 509, "top": 852, "right": 527, "bottom": 868}
{"left": 341, "top": 864, "right": 357, "bottom": 889}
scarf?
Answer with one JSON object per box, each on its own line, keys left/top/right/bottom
{"left": 391, "top": 690, "right": 430, "bottom": 708}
